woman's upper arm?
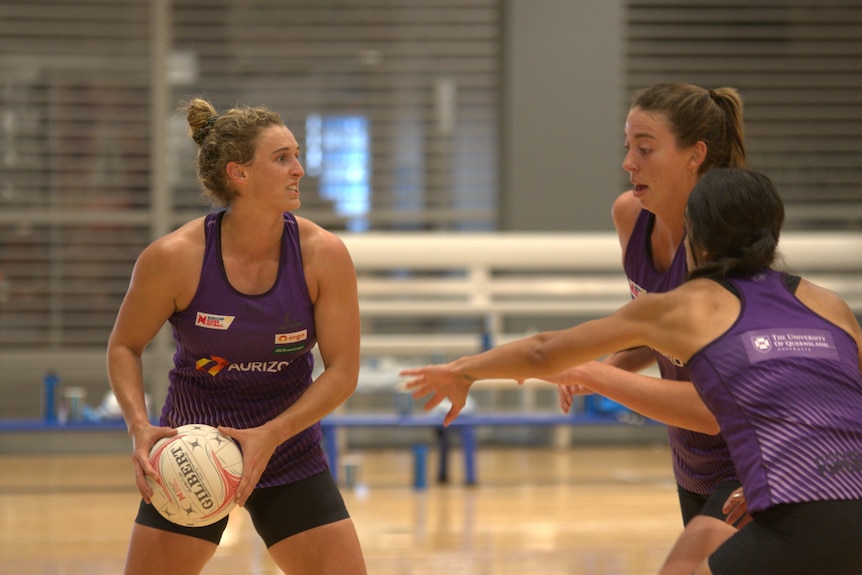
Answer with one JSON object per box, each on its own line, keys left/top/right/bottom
{"left": 301, "top": 223, "right": 361, "bottom": 373}
{"left": 797, "top": 279, "right": 862, "bottom": 371}
{"left": 109, "top": 234, "right": 196, "bottom": 356}
{"left": 538, "top": 294, "right": 668, "bottom": 372}
{"left": 586, "top": 288, "right": 702, "bottom": 364}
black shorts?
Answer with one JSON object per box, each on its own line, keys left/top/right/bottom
{"left": 135, "top": 470, "right": 350, "bottom": 547}
{"left": 709, "top": 499, "right": 862, "bottom": 575}
{"left": 677, "top": 480, "right": 741, "bottom": 525}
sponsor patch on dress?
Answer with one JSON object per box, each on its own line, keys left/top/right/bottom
{"left": 195, "top": 312, "right": 235, "bottom": 330}
{"left": 274, "top": 330, "right": 307, "bottom": 344}
{"left": 273, "top": 330, "right": 307, "bottom": 354}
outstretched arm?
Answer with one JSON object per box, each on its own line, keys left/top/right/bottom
{"left": 547, "top": 361, "right": 718, "bottom": 434}
{"left": 402, "top": 283, "right": 723, "bottom": 427}
{"left": 401, "top": 297, "right": 662, "bottom": 425}
{"left": 552, "top": 346, "right": 655, "bottom": 413}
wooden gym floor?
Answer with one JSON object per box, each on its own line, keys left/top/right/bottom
{"left": 0, "top": 443, "right": 682, "bottom": 575}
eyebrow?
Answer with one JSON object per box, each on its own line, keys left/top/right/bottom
{"left": 271, "top": 145, "right": 301, "bottom": 155}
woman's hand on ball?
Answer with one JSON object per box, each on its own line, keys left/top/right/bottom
{"left": 217, "top": 424, "right": 279, "bottom": 507}
{"left": 130, "top": 423, "right": 176, "bottom": 503}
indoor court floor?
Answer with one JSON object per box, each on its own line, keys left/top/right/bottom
{"left": 0, "top": 444, "right": 682, "bottom": 575}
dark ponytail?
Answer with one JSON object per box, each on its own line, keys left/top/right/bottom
{"left": 686, "top": 169, "right": 783, "bottom": 280}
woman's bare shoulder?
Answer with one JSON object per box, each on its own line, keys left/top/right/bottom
{"left": 135, "top": 217, "right": 206, "bottom": 277}
{"left": 634, "top": 279, "right": 739, "bottom": 361}
{"left": 294, "top": 216, "right": 351, "bottom": 260}
{"left": 611, "top": 191, "right": 642, "bottom": 252}
{"left": 796, "top": 277, "right": 862, "bottom": 338}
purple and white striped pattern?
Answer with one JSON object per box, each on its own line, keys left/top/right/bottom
{"left": 689, "top": 270, "right": 862, "bottom": 512}
{"left": 162, "top": 211, "right": 328, "bottom": 487}
{"left": 624, "top": 210, "right": 737, "bottom": 494}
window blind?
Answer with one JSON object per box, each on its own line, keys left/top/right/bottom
{"left": 0, "top": 0, "right": 501, "bottom": 349}
{"left": 0, "top": 0, "right": 151, "bottom": 347}
{"left": 3, "top": 0, "right": 860, "bottom": 352}
{"left": 625, "top": 0, "right": 862, "bottom": 229}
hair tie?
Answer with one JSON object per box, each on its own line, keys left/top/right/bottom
{"left": 192, "top": 115, "right": 218, "bottom": 145}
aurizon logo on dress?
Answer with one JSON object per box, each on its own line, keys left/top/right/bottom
{"left": 195, "top": 356, "right": 294, "bottom": 376}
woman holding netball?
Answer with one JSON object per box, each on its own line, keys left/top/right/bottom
{"left": 403, "top": 167, "right": 862, "bottom": 575}
{"left": 107, "top": 98, "right": 366, "bottom": 574}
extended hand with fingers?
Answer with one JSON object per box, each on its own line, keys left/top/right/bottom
{"left": 400, "top": 364, "right": 474, "bottom": 426}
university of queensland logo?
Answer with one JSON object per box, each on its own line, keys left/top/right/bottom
{"left": 751, "top": 335, "right": 772, "bottom": 353}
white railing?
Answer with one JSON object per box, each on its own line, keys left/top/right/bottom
{"left": 3, "top": 231, "right": 862, "bottom": 420}
{"left": 340, "top": 231, "right": 862, "bottom": 361}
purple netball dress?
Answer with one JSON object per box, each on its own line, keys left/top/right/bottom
{"left": 624, "top": 210, "right": 737, "bottom": 496}
{"left": 688, "top": 270, "right": 862, "bottom": 513}
{"left": 161, "top": 210, "right": 328, "bottom": 487}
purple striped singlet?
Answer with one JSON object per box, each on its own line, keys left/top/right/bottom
{"left": 162, "top": 210, "right": 328, "bottom": 487}
{"left": 688, "top": 270, "right": 862, "bottom": 512}
{"left": 624, "top": 209, "right": 737, "bottom": 495}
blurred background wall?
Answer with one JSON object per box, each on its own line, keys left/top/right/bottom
{"left": 1, "top": 0, "right": 861, "bottom": 421}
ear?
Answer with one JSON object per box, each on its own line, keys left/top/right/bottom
{"left": 689, "top": 140, "right": 707, "bottom": 170}
{"left": 226, "top": 161, "right": 247, "bottom": 186}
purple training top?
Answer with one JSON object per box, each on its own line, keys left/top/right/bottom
{"left": 624, "top": 209, "right": 737, "bottom": 495}
{"left": 688, "top": 270, "right": 862, "bottom": 513}
{"left": 162, "top": 210, "right": 328, "bottom": 487}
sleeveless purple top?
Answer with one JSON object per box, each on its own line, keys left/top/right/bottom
{"left": 624, "top": 210, "right": 737, "bottom": 494}
{"left": 162, "top": 210, "right": 328, "bottom": 487}
{"left": 688, "top": 270, "right": 862, "bottom": 513}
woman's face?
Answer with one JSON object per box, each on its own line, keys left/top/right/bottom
{"left": 622, "top": 107, "right": 703, "bottom": 215}
{"left": 241, "top": 124, "right": 305, "bottom": 211}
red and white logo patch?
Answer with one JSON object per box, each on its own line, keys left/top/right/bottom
{"left": 195, "top": 312, "right": 235, "bottom": 330}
